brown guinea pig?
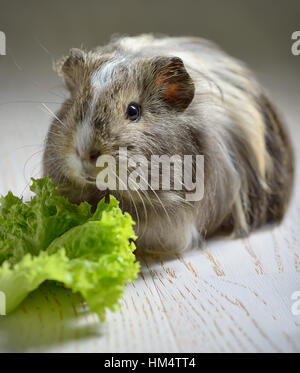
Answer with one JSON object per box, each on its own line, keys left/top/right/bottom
{"left": 43, "top": 34, "right": 294, "bottom": 253}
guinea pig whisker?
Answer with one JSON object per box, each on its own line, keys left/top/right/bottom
{"left": 23, "top": 149, "right": 44, "bottom": 183}
{"left": 14, "top": 143, "right": 44, "bottom": 151}
{"left": 118, "top": 158, "right": 160, "bottom": 219}
{"left": 20, "top": 151, "right": 45, "bottom": 197}
{"left": 111, "top": 169, "right": 140, "bottom": 234}
{"left": 43, "top": 157, "right": 67, "bottom": 187}
{"left": 56, "top": 167, "right": 68, "bottom": 188}
{"left": 0, "top": 100, "right": 64, "bottom": 107}
{"left": 21, "top": 169, "right": 42, "bottom": 198}
{"left": 79, "top": 181, "right": 88, "bottom": 202}
{"left": 136, "top": 172, "right": 172, "bottom": 225}
{"left": 127, "top": 174, "right": 159, "bottom": 220}
{"left": 171, "top": 176, "right": 194, "bottom": 208}
{"left": 125, "top": 177, "right": 148, "bottom": 239}
{"left": 41, "top": 103, "right": 68, "bottom": 128}
{"left": 124, "top": 167, "right": 161, "bottom": 220}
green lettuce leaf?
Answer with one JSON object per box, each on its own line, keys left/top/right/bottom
{"left": 0, "top": 176, "right": 92, "bottom": 265}
{"left": 0, "top": 176, "right": 139, "bottom": 320}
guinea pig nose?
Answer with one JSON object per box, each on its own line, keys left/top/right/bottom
{"left": 76, "top": 148, "right": 101, "bottom": 161}
{"left": 89, "top": 149, "right": 101, "bottom": 161}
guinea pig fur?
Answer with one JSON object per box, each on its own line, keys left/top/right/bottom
{"left": 43, "top": 34, "right": 294, "bottom": 253}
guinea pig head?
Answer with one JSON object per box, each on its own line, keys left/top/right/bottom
{"left": 43, "top": 48, "right": 196, "bottom": 207}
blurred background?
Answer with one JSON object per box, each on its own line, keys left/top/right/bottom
{"left": 0, "top": 0, "right": 299, "bottom": 195}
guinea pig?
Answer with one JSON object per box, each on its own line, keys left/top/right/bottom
{"left": 43, "top": 34, "right": 294, "bottom": 253}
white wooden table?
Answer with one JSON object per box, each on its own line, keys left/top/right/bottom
{"left": 0, "top": 68, "right": 299, "bottom": 353}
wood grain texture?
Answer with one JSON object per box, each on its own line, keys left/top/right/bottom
{"left": 0, "top": 91, "right": 299, "bottom": 352}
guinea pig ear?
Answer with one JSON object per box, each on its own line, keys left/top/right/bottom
{"left": 54, "top": 48, "right": 86, "bottom": 92}
{"left": 151, "top": 57, "right": 195, "bottom": 111}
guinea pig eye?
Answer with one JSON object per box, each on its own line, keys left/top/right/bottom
{"left": 126, "top": 102, "right": 141, "bottom": 122}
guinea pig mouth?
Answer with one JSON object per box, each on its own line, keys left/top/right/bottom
{"left": 80, "top": 174, "right": 96, "bottom": 184}
{"left": 85, "top": 176, "right": 96, "bottom": 183}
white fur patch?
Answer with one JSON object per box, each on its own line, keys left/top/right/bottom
{"left": 119, "top": 35, "right": 161, "bottom": 52}
{"left": 66, "top": 153, "right": 82, "bottom": 178}
{"left": 74, "top": 119, "right": 93, "bottom": 154}
{"left": 91, "top": 57, "right": 127, "bottom": 91}
{"left": 91, "top": 60, "right": 118, "bottom": 90}
{"left": 88, "top": 58, "right": 125, "bottom": 130}
{"left": 73, "top": 61, "right": 120, "bottom": 155}
{"left": 73, "top": 58, "right": 126, "bottom": 160}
